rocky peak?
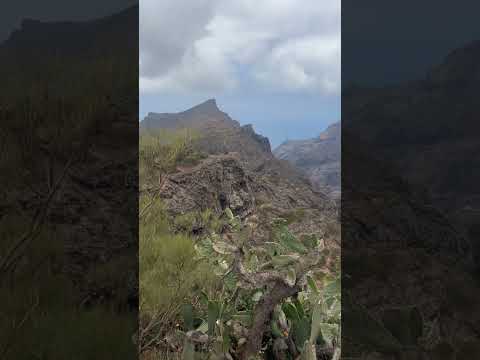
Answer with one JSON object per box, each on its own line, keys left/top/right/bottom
{"left": 188, "top": 98, "right": 219, "bottom": 113}
{"left": 141, "top": 98, "right": 233, "bottom": 131}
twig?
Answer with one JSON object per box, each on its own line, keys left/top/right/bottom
{"left": 0, "top": 155, "right": 73, "bottom": 276}
{"left": 0, "top": 295, "right": 39, "bottom": 358}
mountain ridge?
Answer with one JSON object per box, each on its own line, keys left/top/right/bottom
{"left": 141, "top": 99, "right": 276, "bottom": 167}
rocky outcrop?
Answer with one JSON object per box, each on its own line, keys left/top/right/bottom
{"left": 158, "top": 152, "right": 336, "bottom": 245}
{"left": 159, "top": 155, "right": 256, "bottom": 219}
{"left": 160, "top": 153, "right": 333, "bottom": 215}
{"left": 274, "top": 122, "right": 340, "bottom": 199}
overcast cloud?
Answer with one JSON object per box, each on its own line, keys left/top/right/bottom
{"left": 140, "top": 0, "right": 340, "bottom": 95}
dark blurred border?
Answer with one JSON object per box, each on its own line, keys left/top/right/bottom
{"left": 0, "top": 2, "right": 138, "bottom": 358}
{"left": 342, "top": 1, "right": 480, "bottom": 358}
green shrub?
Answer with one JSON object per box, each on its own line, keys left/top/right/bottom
{"left": 139, "top": 129, "right": 205, "bottom": 188}
{"left": 139, "top": 199, "right": 217, "bottom": 353}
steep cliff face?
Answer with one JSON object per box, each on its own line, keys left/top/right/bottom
{"left": 274, "top": 122, "right": 340, "bottom": 199}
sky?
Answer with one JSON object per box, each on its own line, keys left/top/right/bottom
{"left": 139, "top": 0, "right": 341, "bottom": 148}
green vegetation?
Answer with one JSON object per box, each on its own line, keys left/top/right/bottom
{"left": 140, "top": 128, "right": 205, "bottom": 189}
{"left": 139, "top": 132, "right": 341, "bottom": 359}
{"left": 139, "top": 198, "right": 219, "bottom": 353}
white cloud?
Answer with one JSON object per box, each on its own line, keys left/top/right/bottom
{"left": 140, "top": 0, "right": 340, "bottom": 95}
{"left": 255, "top": 34, "right": 340, "bottom": 93}
{"left": 139, "top": 0, "right": 218, "bottom": 77}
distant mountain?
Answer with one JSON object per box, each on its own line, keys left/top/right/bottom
{"left": 274, "top": 122, "right": 340, "bottom": 199}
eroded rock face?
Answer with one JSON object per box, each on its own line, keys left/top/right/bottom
{"left": 159, "top": 153, "right": 336, "bottom": 243}
{"left": 160, "top": 154, "right": 333, "bottom": 215}
{"left": 160, "top": 154, "right": 256, "bottom": 219}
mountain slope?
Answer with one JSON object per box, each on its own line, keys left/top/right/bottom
{"left": 274, "top": 122, "right": 340, "bottom": 198}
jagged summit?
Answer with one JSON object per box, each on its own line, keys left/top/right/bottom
{"left": 187, "top": 98, "right": 219, "bottom": 112}
{"left": 147, "top": 99, "right": 220, "bottom": 118}
{"left": 141, "top": 98, "right": 232, "bottom": 131}
{"left": 178, "top": 98, "right": 225, "bottom": 119}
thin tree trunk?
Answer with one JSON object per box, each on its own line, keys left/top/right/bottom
{"left": 240, "top": 281, "right": 300, "bottom": 360}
